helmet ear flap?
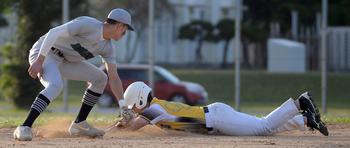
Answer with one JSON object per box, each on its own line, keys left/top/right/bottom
{"left": 131, "top": 82, "right": 151, "bottom": 110}
{"left": 139, "top": 100, "right": 143, "bottom": 106}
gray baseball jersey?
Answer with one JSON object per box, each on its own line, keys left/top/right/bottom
{"left": 33, "top": 16, "right": 116, "bottom": 64}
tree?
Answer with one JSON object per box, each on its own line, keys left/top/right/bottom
{"left": 216, "top": 19, "right": 235, "bottom": 68}
{"left": 0, "top": 0, "right": 15, "bottom": 27}
{"left": 0, "top": 0, "right": 87, "bottom": 108}
{"left": 0, "top": 44, "right": 39, "bottom": 108}
{"left": 0, "top": 14, "right": 7, "bottom": 27}
{"left": 178, "top": 20, "right": 216, "bottom": 63}
{"left": 215, "top": 18, "right": 268, "bottom": 69}
{"left": 328, "top": 0, "right": 350, "bottom": 26}
{"left": 240, "top": 21, "right": 269, "bottom": 69}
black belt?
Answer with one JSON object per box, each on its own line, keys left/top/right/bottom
{"left": 51, "top": 47, "right": 64, "bottom": 58}
{"left": 203, "top": 106, "right": 213, "bottom": 132}
{"left": 206, "top": 127, "right": 213, "bottom": 132}
{"left": 203, "top": 106, "right": 209, "bottom": 113}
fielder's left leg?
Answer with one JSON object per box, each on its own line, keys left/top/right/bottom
{"left": 14, "top": 52, "right": 64, "bottom": 141}
{"left": 60, "top": 61, "right": 107, "bottom": 137}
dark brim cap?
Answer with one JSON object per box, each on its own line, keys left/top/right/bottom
{"left": 127, "top": 24, "right": 134, "bottom": 31}
{"left": 108, "top": 8, "right": 134, "bottom": 31}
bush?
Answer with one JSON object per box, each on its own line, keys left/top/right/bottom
{"left": 0, "top": 0, "right": 87, "bottom": 109}
{"left": 0, "top": 44, "right": 41, "bottom": 109}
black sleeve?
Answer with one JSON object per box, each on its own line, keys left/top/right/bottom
{"left": 175, "top": 117, "right": 205, "bottom": 124}
{"left": 139, "top": 108, "right": 162, "bottom": 122}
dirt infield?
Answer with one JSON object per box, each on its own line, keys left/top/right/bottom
{"left": 0, "top": 118, "right": 349, "bottom": 148}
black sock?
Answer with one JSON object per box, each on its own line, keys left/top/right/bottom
{"left": 75, "top": 103, "right": 93, "bottom": 123}
{"left": 75, "top": 89, "right": 101, "bottom": 123}
{"left": 22, "top": 94, "right": 50, "bottom": 127}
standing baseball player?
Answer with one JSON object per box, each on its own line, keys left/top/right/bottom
{"left": 116, "top": 82, "right": 329, "bottom": 136}
{"left": 13, "top": 8, "right": 135, "bottom": 141}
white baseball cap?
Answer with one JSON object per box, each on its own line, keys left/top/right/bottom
{"left": 107, "top": 8, "right": 134, "bottom": 31}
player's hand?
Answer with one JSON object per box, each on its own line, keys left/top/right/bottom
{"left": 118, "top": 99, "right": 134, "bottom": 122}
{"left": 28, "top": 55, "right": 45, "bottom": 79}
{"left": 121, "top": 107, "right": 135, "bottom": 123}
{"left": 114, "top": 109, "right": 134, "bottom": 129}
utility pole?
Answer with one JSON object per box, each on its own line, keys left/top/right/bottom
{"left": 235, "top": 0, "right": 242, "bottom": 111}
{"left": 321, "top": 0, "right": 328, "bottom": 114}
{"left": 148, "top": 0, "right": 155, "bottom": 93}
{"left": 62, "top": 0, "right": 69, "bottom": 112}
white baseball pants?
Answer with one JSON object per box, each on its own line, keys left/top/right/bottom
{"left": 205, "top": 99, "right": 306, "bottom": 136}
{"left": 28, "top": 49, "right": 107, "bottom": 101}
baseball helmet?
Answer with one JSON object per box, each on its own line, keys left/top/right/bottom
{"left": 124, "top": 81, "right": 152, "bottom": 109}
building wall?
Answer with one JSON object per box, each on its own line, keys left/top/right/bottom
{"left": 114, "top": 0, "right": 237, "bottom": 66}
{"left": 327, "top": 27, "right": 350, "bottom": 71}
{"left": 0, "top": 0, "right": 238, "bottom": 67}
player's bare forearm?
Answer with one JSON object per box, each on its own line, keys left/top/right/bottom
{"left": 28, "top": 54, "right": 45, "bottom": 79}
{"left": 109, "top": 76, "right": 124, "bottom": 101}
{"left": 105, "top": 63, "right": 124, "bottom": 102}
{"left": 130, "top": 116, "right": 149, "bottom": 131}
{"left": 117, "top": 116, "right": 149, "bottom": 131}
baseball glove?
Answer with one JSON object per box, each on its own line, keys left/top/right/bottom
{"left": 116, "top": 108, "right": 135, "bottom": 128}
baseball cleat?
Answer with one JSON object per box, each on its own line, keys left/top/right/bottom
{"left": 68, "top": 121, "right": 105, "bottom": 138}
{"left": 317, "top": 120, "right": 329, "bottom": 136}
{"left": 303, "top": 111, "right": 329, "bottom": 136}
{"left": 13, "top": 126, "right": 33, "bottom": 141}
{"left": 298, "top": 92, "right": 320, "bottom": 120}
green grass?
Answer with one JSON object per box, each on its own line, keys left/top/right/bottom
{"left": 171, "top": 69, "right": 350, "bottom": 109}
{"left": 1, "top": 69, "right": 349, "bottom": 128}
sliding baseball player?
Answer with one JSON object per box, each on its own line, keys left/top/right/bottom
{"left": 115, "top": 82, "right": 328, "bottom": 136}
